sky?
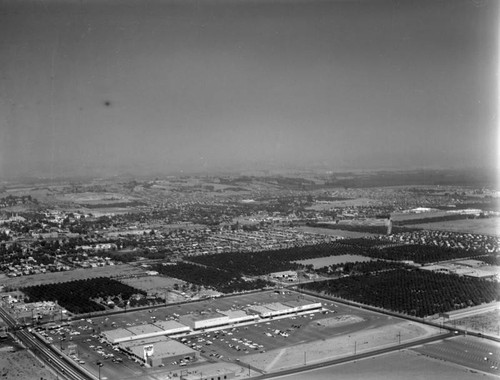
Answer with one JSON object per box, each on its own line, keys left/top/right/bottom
{"left": 0, "top": 0, "right": 498, "bottom": 178}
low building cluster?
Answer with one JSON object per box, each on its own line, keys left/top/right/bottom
{"left": 386, "top": 229, "right": 500, "bottom": 253}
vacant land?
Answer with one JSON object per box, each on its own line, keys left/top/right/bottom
{"left": 121, "top": 275, "right": 183, "bottom": 292}
{"left": 56, "top": 192, "right": 139, "bottom": 203}
{"left": 294, "top": 255, "right": 373, "bottom": 269}
{"left": 405, "top": 217, "right": 500, "bottom": 236}
{"left": 1, "top": 264, "right": 144, "bottom": 289}
{"left": 297, "top": 226, "right": 379, "bottom": 238}
{"left": 316, "top": 314, "right": 364, "bottom": 327}
{"left": 0, "top": 340, "right": 56, "bottom": 380}
{"left": 242, "top": 320, "right": 437, "bottom": 372}
{"left": 391, "top": 211, "right": 452, "bottom": 222}
{"left": 453, "top": 309, "right": 500, "bottom": 337}
{"left": 278, "top": 350, "right": 499, "bottom": 380}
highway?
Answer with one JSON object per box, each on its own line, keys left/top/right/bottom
{"left": 0, "top": 305, "right": 93, "bottom": 380}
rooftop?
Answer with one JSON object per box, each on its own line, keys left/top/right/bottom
{"left": 154, "top": 320, "right": 190, "bottom": 331}
{"left": 126, "top": 323, "right": 164, "bottom": 335}
{"left": 181, "top": 311, "right": 226, "bottom": 322}
{"left": 123, "top": 338, "right": 196, "bottom": 359}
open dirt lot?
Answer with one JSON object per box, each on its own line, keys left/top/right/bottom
{"left": 453, "top": 309, "right": 500, "bottom": 337}
{"left": 0, "top": 339, "right": 56, "bottom": 380}
{"left": 120, "top": 276, "right": 190, "bottom": 302}
{"left": 0, "top": 264, "right": 144, "bottom": 289}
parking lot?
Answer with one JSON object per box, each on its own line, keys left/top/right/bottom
{"left": 34, "top": 290, "right": 405, "bottom": 379}
{"left": 413, "top": 335, "right": 500, "bottom": 376}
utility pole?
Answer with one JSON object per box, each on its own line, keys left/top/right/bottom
{"left": 354, "top": 341, "right": 356, "bottom": 355}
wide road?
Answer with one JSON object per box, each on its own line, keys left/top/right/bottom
{"left": 447, "top": 301, "right": 500, "bottom": 320}
{"left": 0, "top": 305, "right": 93, "bottom": 380}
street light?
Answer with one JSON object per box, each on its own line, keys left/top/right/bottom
{"left": 97, "top": 361, "right": 103, "bottom": 380}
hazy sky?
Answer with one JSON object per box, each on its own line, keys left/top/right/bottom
{"left": 0, "top": 0, "right": 498, "bottom": 178}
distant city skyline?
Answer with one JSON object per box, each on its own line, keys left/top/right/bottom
{"left": 0, "top": 0, "right": 498, "bottom": 179}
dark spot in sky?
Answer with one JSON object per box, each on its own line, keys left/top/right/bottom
{"left": 104, "top": 101, "right": 111, "bottom": 107}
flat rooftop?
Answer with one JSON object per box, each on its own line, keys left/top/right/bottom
{"left": 102, "top": 328, "right": 131, "bottom": 342}
{"left": 247, "top": 305, "right": 271, "bottom": 314}
{"left": 218, "top": 309, "right": 255, "bottom": 319}
{"left": 264, "top": 302, "right": 291, "bottom": 312}
{"left": 154, "top": 320, "right": 190, "bottom": 331}
{"left": 126, "top": 323, "right": 164, "bottom": 335}
{"left": 283, "top": 299, "right": 321, "bottom": 308}
{"left": 181, "top": 311, "right": 226, "bottom": 322}
{"left": 123, "top": 338, "right": 196, "bottom": 359}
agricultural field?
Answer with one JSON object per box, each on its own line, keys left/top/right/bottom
{"left": 405, "top": 217, "right": 500, "bottom": 236}
{"left": 301, "top": 269, "right": 500, "bottom": 317}
{"left": 294, "top": 255, "right": 373, "bottom": 269}
{"left": 22, "top": 277, "right": 147, "bottom": 314}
